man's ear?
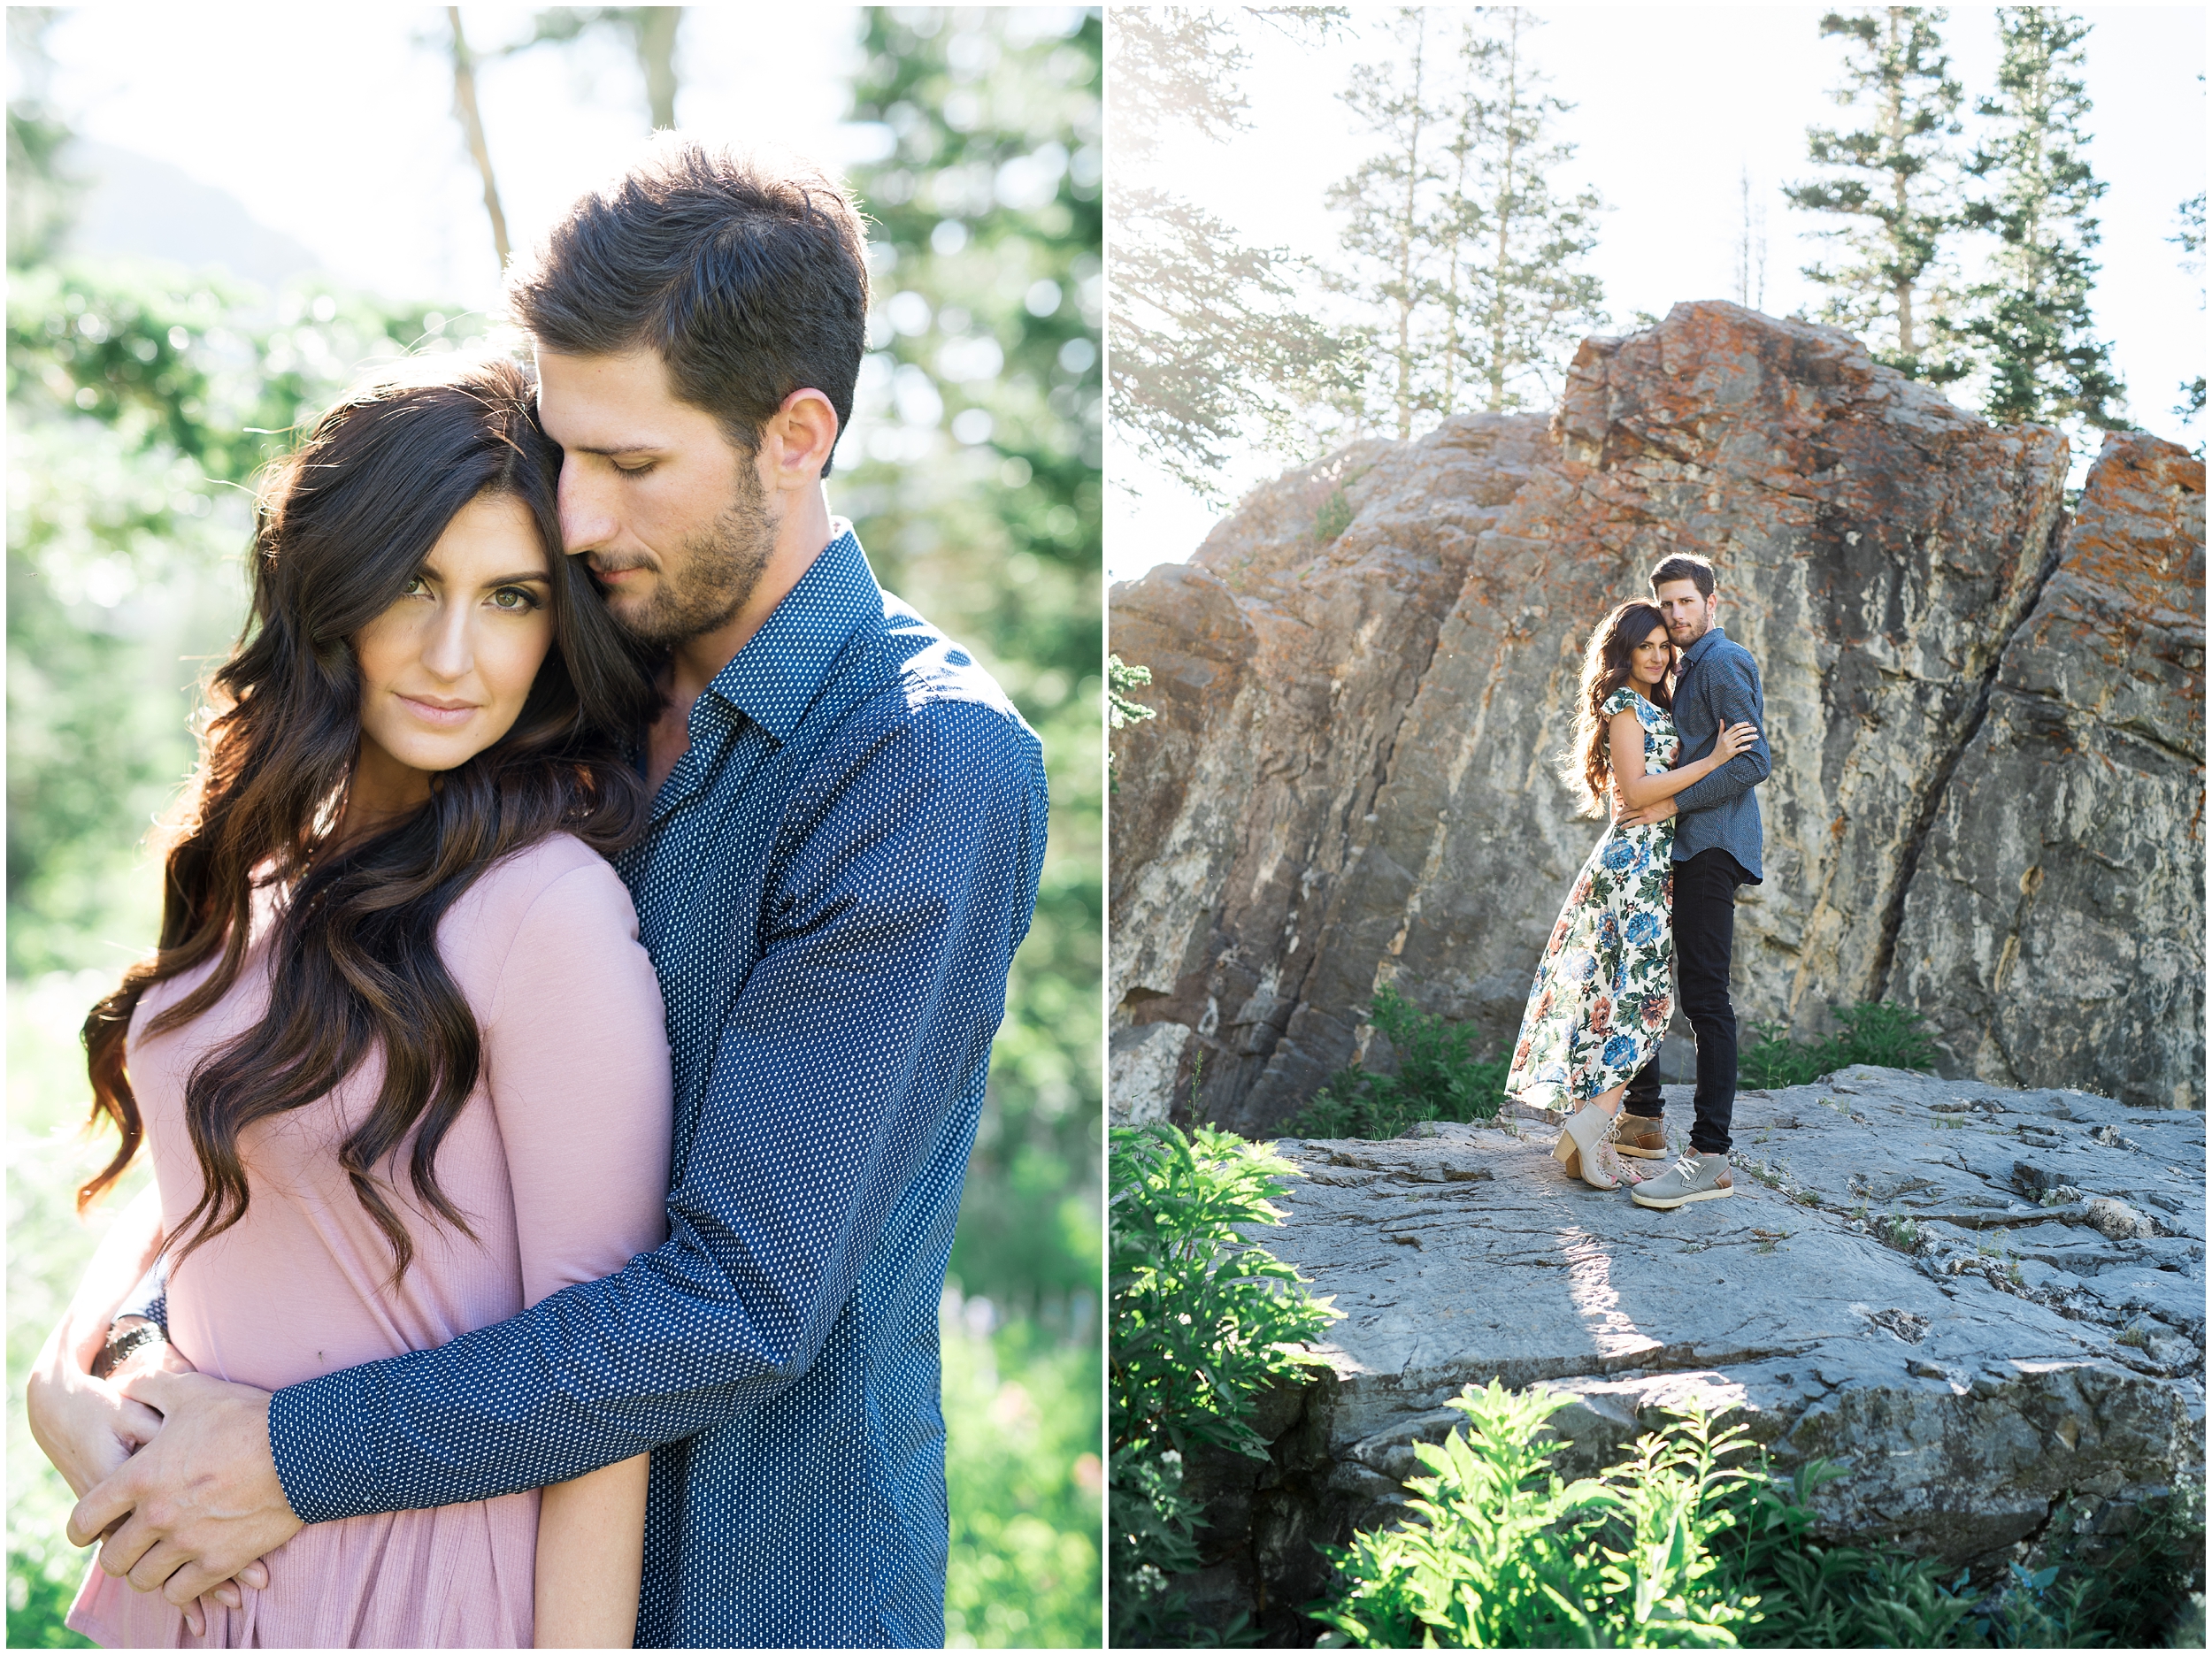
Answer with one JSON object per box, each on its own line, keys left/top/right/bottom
{"left": 762, "top": 389, "right": 840, "bottom": 490}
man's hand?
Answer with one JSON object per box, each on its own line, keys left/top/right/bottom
{"left": 1614, "top": 792, "right": 1678, "bottom": 831}
{"left": 67, "top": 1369, "right": 300, "bottom": 1611}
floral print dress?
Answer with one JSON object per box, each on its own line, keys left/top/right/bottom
{"left": 1506, "top": 686, "right": 1678, "bottom": 1113}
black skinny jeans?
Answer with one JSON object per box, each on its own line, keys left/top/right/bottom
{"left": 1624, "top": 847, "right": 1751, "bottom": 1155}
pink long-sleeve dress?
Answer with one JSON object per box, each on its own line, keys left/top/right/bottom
{"left": 68, "top": 833, "right": 673, "bottom": 1649}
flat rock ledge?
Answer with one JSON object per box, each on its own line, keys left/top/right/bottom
{"left": 1171, "top": 1067, "right": 2205, "bottom": 1644}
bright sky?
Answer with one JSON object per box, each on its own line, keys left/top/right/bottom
{"left": 43, "top": 5, "right": 875, "bottom": 310}
{"left": 1108, "top": 4, "right": 2208, "bottom": 582}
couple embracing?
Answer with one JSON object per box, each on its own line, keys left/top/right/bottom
{"left": 27, "top": 140, "right": 1046, "bottom": 1650}
{"left": 1505, "top": 554, "right": 1770, "bottom": 1207}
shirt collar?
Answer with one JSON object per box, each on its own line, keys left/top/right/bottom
{"left": 1681, "top": 623, "right": 1728, "bottom": 668}
{"left": 699, "top": 524, "right": 880, "bottom": 744}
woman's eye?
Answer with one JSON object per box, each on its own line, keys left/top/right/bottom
{"left": 491, "top": 586, "right": 539, "bottom": 612}
{"left": 403, "top": 575, "right": 430, "bottom": 598}
{"left": 615, "top": 461, "right": 655, "bottom": 476}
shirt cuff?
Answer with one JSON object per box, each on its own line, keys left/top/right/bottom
{"left": 268, "top": 1367, "right": 379, "bottom": 1525}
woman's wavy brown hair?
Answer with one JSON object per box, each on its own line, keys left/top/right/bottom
{"left": 1561, "top": 601, "right": 1674, "bottom": 816}
{"left": 78, "top": 356, "right": 659, "bottom": 1280}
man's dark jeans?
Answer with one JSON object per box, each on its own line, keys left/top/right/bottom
{"left": 1624, "top": 847, "right": 1751, "bottom": 1155}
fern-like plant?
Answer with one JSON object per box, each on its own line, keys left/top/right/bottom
{"left": 1287, "top": 985, "right": 1509, "bottom": 1139}
{"left": 1108, "top": 1122, "right": 1340, "bottom": 1645}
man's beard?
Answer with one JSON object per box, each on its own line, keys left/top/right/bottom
{"left": 608, "top": 462, "right": 776, "bottom": 647}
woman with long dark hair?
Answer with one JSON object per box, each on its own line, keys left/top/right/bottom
{"left": 32, "top": 356, "right": 673, "bottom": 1646}
{"left": 1504, "top": 601, "right": 1757, "bottom": 1190}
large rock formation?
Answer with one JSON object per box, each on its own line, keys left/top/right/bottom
{"left": 1893, "top": 435, "right": 2206, "bottom": 1108}
{"left": 1172, "top": 1069, "right": 2206, "bottom": 1644}
{"left": 1110, "top": 303, "right": 2205, "bottom": 1130}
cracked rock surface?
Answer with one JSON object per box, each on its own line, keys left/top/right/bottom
{"left": 1168, "top": 1068, "right": 2204, "bottom": 1644}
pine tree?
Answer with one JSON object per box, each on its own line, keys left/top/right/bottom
{"left": 1786, "top": 7, "right": 1966, "bottom": 379}
{"left": 1948, "top": 8, "right": 2125, "bottom": 428}
{"left": 1109, "top": 7, "right": 1345, "bottom": 498}
{"left": 1326, "top": 9, "right": 1604, "bottom": 433}
{"left": 1440, "top": 7, "right": 1606, "bottom": 413}
{"left": 1327, "top": 8, "right": 1443, "bottom": 438}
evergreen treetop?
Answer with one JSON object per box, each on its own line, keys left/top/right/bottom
{"left": 1948, "top": 7, "right": 2126, "bottom": 430}
{"left": 1786, "top": 6, "right": 1967, "bottom": 379}
{"left": 1326, "top": 7, "right": 1604, "bottom": 438}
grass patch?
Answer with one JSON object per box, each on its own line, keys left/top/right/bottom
{"left": 942, "top": 1299, "right": 1102, "bottom": 1649}
{"left": 1286, "top": 987, "right": 1509, "bottom": 1140}
{"left": 1741, "top": 1000, "right": 1938, "bottom": 1091}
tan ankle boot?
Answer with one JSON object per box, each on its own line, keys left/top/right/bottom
{"left": 1614, "top": 1114, "right": 1669, "bottom": 1160}
{"left": 1552, "top": 1104, "right": 1621, "bottom": 1190}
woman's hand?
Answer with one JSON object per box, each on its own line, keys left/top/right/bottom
{"left": 27, "top": 1324, "right": 169, "bottom": 1501}
{"left": 1711, "top": 720, "right": 1760, "bottom": 762}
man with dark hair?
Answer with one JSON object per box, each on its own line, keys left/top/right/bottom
{"left": 1611, "top": 551, "right": 1770, "bottom": 1209}
{"left": 53, "top": 139, "right": 1048, "bottom": 1649}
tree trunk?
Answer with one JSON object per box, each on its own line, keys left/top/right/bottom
{"left": 635, "top": 7, "right": 681, "bottom": 131}
{"left": 1486, "top": 11, "right": 1522, "bottom": 412}
{"left": 448, "top": 7, "right": 511, "bottom": 267}
{"left": 1886, "top": 10, "right": 1914, "bottom": 354}
{"left": 1392, "top": 12, "right": 1426, "bottom": 441}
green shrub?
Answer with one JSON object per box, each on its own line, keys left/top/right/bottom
{"left": 1108, "top": 1122, "right": 1340, "bottom": 1646}
{"left": 1314, "top": 486, "right": 1355, "bottom": 541}
{"left": 1310, "top": 1378, "right": 2208, "bottom": 1650}
{"left": 1314, "top": 1382, "right": 1771, "bottom": 1649}
{"left": 1287, "top": 986, "right": 1509, "bottom": 1139}
{"left": 1741, "top": 1000, "right": 1938, "bottom": 1091}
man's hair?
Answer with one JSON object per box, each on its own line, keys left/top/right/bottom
{"left": 1649, "top": 553, "right": 1717, "bottom": 599}
{"left": 507, "top": 137, "right": 870, "bottom": 477}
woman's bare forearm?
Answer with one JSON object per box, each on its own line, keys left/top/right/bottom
{"left": 534, "top": 1452, "right": 649, "bottom": 1648}
{"left": 27, "top": 1184, "right": 170, "bottom": 1496}
{"left": 42, "top": 1183, "right": 165, "bottom": 1375}
{"left": 1617, "top": 748, "right": 1732, "bottom": 808}
{"left": 1609, "top": 714, "right": 1735, "bottom": 810}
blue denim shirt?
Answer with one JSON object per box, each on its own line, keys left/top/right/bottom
{"left": 1668, "top": 624, "right": 1770, "bottom": 881}
{"left": 266, "top": 528, "right": 1048, "bottom": 1648}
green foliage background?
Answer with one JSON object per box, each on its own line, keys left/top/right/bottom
{"left": 6, "top": 8, "right": 1100, "bottom": 1647}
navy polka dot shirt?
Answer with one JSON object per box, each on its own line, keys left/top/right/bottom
{"left": 267, "top": 528, "right": 1049, "bottom": 1649}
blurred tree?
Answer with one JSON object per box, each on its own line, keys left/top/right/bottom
{"left": 446, "top": 8, "right": 513, "bottom": 265}
{"left": 1946, "top": 8, "right": 2126, "bottom": 429}
{"left": 490, "top": 7, "right": 685, "bottom": 129}
{"left": 1786, "top": 7, "right": 1969, "bottom": 380}
{"left": 1108, "top": 7, "right": 1346, "bottom": 499}
{"left": 6, "top": 9, "right": 73, "bottom": 272}
{"left": 434, "top": 5, "right": 687, "bottom": 275}
{"left": 839, "top": 6, "right": 1102, "bottom": 1335}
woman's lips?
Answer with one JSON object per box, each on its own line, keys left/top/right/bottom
{"left": 396, "top": 694, "right": 479, "bottom": 727}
